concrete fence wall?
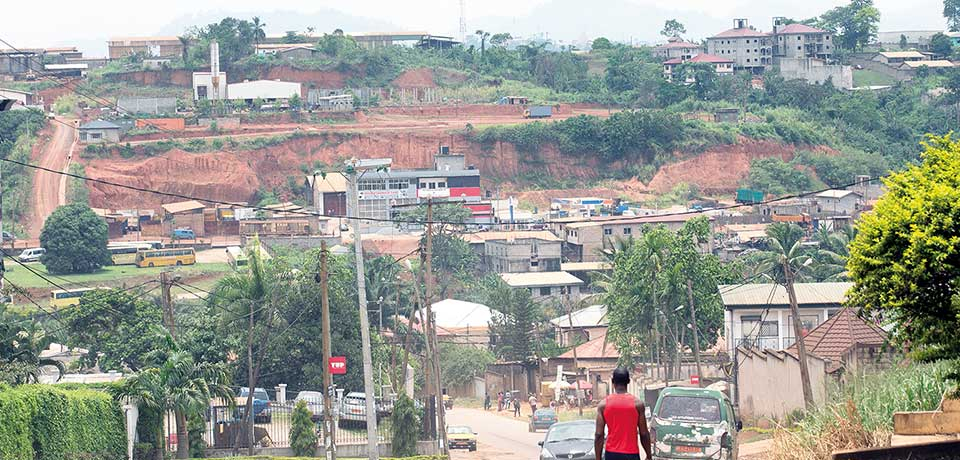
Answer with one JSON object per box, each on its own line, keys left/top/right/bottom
{"left": 205, "top": 440, "right": 440, "bottom": 458}
{"left": 848, "top": 57, "right": 914, "bottom": 82}
{"left": 778, "top": 58, "right": 854, "bottom": 89}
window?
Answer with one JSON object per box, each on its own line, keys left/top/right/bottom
{"left": 741, "top": 315, "right": 778, "bottom": 337}
{"left": 797, "top": 36, "right": 801, "bottom": 40}
{"left": 623, "top": 228, "right": 632, "bottom": 235}
{"left": 789, "top": 314, "right": 821, "bottom": 336}
{"left": 91, "top": 133, "right": 102, "bottom": 139}
{"left": 539, "top": 287, "right": 552, "bottom": 296}
{"left": 530, "top": 260, "right": 539, "bottom": 267}
{"left": 429, "top": 182, "right": 436, "bottom": 189}
{"left": 603, "top": 228, "right": 612, "bottom": 235}
{"left": 438, "top": 182, "right": 446, "bottom": 188}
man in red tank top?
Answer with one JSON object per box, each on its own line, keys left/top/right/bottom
{"left": 594, "top": 368, "right": 652, "bottom": 460}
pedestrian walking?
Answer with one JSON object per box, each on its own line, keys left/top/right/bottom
{"left": 512, "top": 396, "right": 521, "bottom": 417}
{"left": 484, "top": 393, "right": 491, "bottom": 411}
{"left": 594, "top": 368, "right": 652, "bottom": 460}
{"left": 497, "top": 392, "right": 504, "bottom": 412}
{"left": 529, "top": 393, "right": 538, "bottom": 414}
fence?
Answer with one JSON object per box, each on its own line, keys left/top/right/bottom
{"left": 117, "top": 97, "right": 177, "bottom": 115}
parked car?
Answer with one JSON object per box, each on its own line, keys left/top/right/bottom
{"left": 2, "top": 231, "right": 15, "bottom": 243}
{"left": 171, "top": 227, "right": 195, "bottom": 240}
{"left": 649, "top": 386, "right": 741, "bottom": 460}
{"left": 236, "top": 387, "right": 272, "bottom": 424}
{"left": 339, "top": 392, "right": 375, "bottom": 426}
{"left": 18, "top": 248, "right": 45, "bottom": 263}
{"left": 294, "top": 390, "right": 325, "bottom": 422}
{"left": 447, "top": 425, "right": 477, "bottom": 451}
{"left": 529, "top": 408, "right": 558, "bottom": 432}
{"left": 538, "top": 420, "right": 595, "bottom": 460}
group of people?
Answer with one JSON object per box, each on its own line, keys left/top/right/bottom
{"left": 483, "top": 391, "right": 533, "bottom": 417}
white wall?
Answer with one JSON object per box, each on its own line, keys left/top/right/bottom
{"left": 737, "top": 348, "right": 827, "bottom": 420}
{"left": 227, "top": 80, "right": 301, "bottom": 101}
{"left": 192, "top": 72, "right": 227, "bottom": 101}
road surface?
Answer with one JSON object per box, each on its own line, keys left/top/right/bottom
{"left": 446, "top": 408, "right": 545, "bottom": 460}
{"left": 29, "top": 117, "right": 76, "bottom": 237}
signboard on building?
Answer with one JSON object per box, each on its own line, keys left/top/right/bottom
{"left": 418, "top": 188, "right": 451, "bottom": 199}
{"left": 329, "top": 356, "right": 347, "bottom": 375}
{"left": 358, "top": 189, "right": 408, "bottom": 201}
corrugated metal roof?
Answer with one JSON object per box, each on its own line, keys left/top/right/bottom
{"left": 460, "top": 231, "right": 561, "bottom": 244}
{"left": 426, "top": 299, "right": 501, "bottom": 328}
{"left": 161, "top": 200, "right": 205, "bottom": 214}
{"left": 549, "top": 304, "right": 608, "bottom": 328}
{"left": 79, "top": 120, "right": 120, "bottom": 130}
{"left": 500, "top": 271, "right": 584, "bottom": 288}
{"left": 565, "top": 213, "right": 702, "bottom": 230}
{"left": 561, "top": 262, "right": 612, "bottom": 272}
{"left": 815, "top": 190, "right": 860, "bottom": 199}
{"left": 879, "top": 51, "right": 925, "bottom": 58}
{"left": 558, "top": 333, "right": 618, "bottom": 359}
{"left": 902, "top": 60, "right": 955, "bottom": 68}
{"left": 711, "top": 28, "right": 771, "bottom": 38}
{"left": 718, "top": 282, "right": 853, "bottom": 307}
{"left": 306, "top": 173, "right": 348, "bottom": 193}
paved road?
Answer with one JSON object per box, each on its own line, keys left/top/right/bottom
{"left": 446, "top": 408, "right": 545, "bottom": 460}
{"left": 29, "top": 116, "right": 76, "bottom": 237}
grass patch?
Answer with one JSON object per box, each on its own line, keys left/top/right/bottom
{"left": 4, "top": 262, "right": 232, "bottom": 289}
{"left": 853, "top": 69, "right": 896, "bottom": 87}
{"left": 557, "top": 407, "right": 596, "bottom": 422}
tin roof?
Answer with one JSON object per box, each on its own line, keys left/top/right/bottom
{"left": 557, "top": 333, "right": 618, "bottom": 359}
{"left": 878, "top": 51, "right": 925, "bottom": 59}
{"left": 427, "top": 299, "right": 501, "bottom": 328}
{"left": 711, "top": 28, "right": 771, "bottom": 38}
{"left": 664, "top": 53, "right": 734, "bottom": 65}
{"left": 718, "top": 282, "right": 853, "bottom": 308}
{"left": 565, "top": 213, "right": 703, "bottom": 230}
{"left": 500, "top": 271, "right": 584, "bottom": 288}
{"left": 549, "top": 304, "right": 608, "bottom": 328}
{"left": 815, "top": 190, "right": 861, "bottom": 199}
{"left": 79, "top": 120, "right": 120, "bottom": 130}
{"left": 161, "top": 200, "right": 205, "bottom": 214}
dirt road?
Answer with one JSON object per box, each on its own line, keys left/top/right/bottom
{"left": 28, "top": 117, "right": 76, "bottom": 237}
{"left": 446, "top": 407, "right": 544, "bottom": 460}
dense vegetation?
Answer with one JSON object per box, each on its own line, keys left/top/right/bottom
{"left": 0, "top": 109, "right": 46, "bottom": 233}
{"left": 39, "top": 203, "right": 112, "bottom": 274}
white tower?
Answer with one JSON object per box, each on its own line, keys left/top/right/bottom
{"left": 210, "top": 41, "right": 220, "bottom": 102}
{"left": 459, "top": 0, "right": 467, "bottom": 43}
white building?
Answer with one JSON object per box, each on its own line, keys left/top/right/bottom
{"left": 226, "top": 80, "right": 301, "bottom": 103}
{"left": 719, "top": 282, "right": 853, "bottom": 356}
{"left": 814, "top": 189, "right": 862, "bottom": 215}
{"left": 192, "top": 71, "right": 227, "bottom": 101}
{"left": 663, "top": 53, "right": 735, "bottom": 81}
{"left": 654, "top": 37, "right": 703, "bottom": 60}
{"left": 706, "top": 19, "right": 773, "bottom": 71}
{"left": 500, "top": 271, "right": 584, "bottom": 300}
{"left": 549, "top": 304, "right": 608, "bottom": 347}
{"left": 422, "top": 298, "right": 501, "bottom": 348}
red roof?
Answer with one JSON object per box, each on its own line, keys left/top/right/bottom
{"left": 658, "top": 41, "right": 701, "bottom": 49}
{"left": 777, "top": 24, "right": 827, "bottom": 34}
{"left": 712, "top": 28, "right": 771, "bottom": 38}
{"left": 664, "top": 53, "right": 733, "bottom": 66}
{"left": 787, "top": 308, "right": 888, "bottom": 372}
{"left": 558, "top": 333, "right": 619, "bottom": 359}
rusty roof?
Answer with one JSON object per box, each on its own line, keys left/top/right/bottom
{"left": 161, "top": 200, "right": 205, "bottom": 214}
{"left": 558, "top": 333, "right": 619, "bottom": 359}
{"left": 788, "top": 308, "right": 887, "bottom": 371}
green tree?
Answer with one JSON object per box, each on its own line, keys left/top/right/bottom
{"left": 591, "top": 37, "right": 614, "bottom": 50}
{"left": 391, "top": 394, "right": 420, "bottom": 457}
{"left": 675, "top": 62, "right": 718, "bottom": 99}
{"left": 946, "top": 0, "right": 960, "bottom": 32}
{"left": 661, "top": 19, "right": 687, "bottom": 38}
{"left": 931, "top": 32, "right": 955, "bottom": 57}
{"left": 746, "top": 157, "right": 813, "bottom": 195}
{"left": 111, "top": 347, "right": 233, "bottom": 459}
{"left": 62, "top": 288, "right": 164, "bottom": 371}
{"left": 251, "top": 16, "right": 267, "bottom": 52}
{"left": 848, "top": 135, "right": 960, "bottom": 377}
{"left": 899, "top": 34, "right": 908, "bottom": 49}
{"left": 487, "top": 279, "right": 541, "bottom": 363}
{"left": 439, "top": 343, "right": 495, "bottom": 388}
{"left": 0, "top": 303, "right": 63, "bottom": 384}
{"left": 289, "top": 400, "right": 318, "bottom": 456}
{"left": 289, "top": 93, "right": 302, "bottom": 111}
{"left": 475, "top": 30, "right": 491, "bottom": 61}
{"left": 490, "top": 33, "right": 513, "bottom": 47}
{"left": 748, "top": 222, "right": 815, "bottom": 407}
{"left": 178, "top": 35, "right": 191, "bottom": 67}
{"left": 818, "top": 0, "right": 880, "bottom": 51}
{"left": 39, "top": 203, "right": 111, "bottom": 274}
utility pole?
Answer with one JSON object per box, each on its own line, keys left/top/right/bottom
{"left": 160, "top": 272, "right": 176, "bottom": 340}
{"left": 345, "top": 159, "right": 379, "bottom": 460}
{"left": 319, "top": 241, "right": 336, "bottom": 460}
{"left": 423, "top": 200, "right": 448, "bottom": 455}
{"left": 1, "top": 158, "right": 5, "bottom": 297}
{"left": 564, "top": 290, "right": 583, "bottom": 416}
{"left": 784, "top": 260, "right": 815, "bottom": 408}
{"left": 686, "top": 279, "right": 702, "bottom": 385}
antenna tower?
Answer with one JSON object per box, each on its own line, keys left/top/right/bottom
{"left": 459, "top": 0, "right": 467, "bottom": 43}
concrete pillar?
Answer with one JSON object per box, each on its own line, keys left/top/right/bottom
{"left": 777, "top": 310, "right": 785, "bottom": 349}
{"left": 123, "top": 403, "right": 138, "bottom": 460}
{"left": 405, "top": 364, "right": 415, "bottom": 399}
{"left": 277, "top": 384, "right": 287, "bottom": 404}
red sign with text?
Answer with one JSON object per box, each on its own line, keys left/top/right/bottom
{"left": 329, "top": 356, "right": 347, "bottom": 375}
{"left": 690, "top": 375, "right": 700, "bottom": 385}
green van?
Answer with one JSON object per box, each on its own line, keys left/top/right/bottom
{"left": 649, "top": 386, "right": 741, "bottom": 460}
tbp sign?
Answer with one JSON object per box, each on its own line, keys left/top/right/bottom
{"left": 329, "top": 356, "right": 347, "bottom": 375}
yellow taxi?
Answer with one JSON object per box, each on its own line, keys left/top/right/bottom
{"left": 446, "top": 425, "right": 477, "bottom": 452}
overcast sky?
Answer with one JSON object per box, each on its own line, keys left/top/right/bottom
{"left": 2, "top": 0, "right": 949, "bottom": 54}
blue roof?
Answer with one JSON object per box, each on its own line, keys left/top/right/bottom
{"left": 79, "top": 120, "right": 120, "bottom": 130}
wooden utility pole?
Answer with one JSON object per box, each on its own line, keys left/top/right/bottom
{"left": 160, "top": 272, "right": 176, "bottom": 340}
{"left": 784, "top": 260, "right": 815, "bottom": 408}
{"left": 564, "top": 291, "right": 583, "bottom": 416}
{"left": 320, "top": 242, "right": 336, "bottom": 460}
{"left": 423, "top": 200, "right": 448, "bottom": 455}
{"left": 686, "top": 279, "right": 703, "bottom": 385}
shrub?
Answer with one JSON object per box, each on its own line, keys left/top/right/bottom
{"left": 289, "top": 399, "right": 317, "bottom": 456}
{"left": 0, "top": 385, "right": 126, "bottom": 460}
{"left": 39, "top": 203, "right": 111, "bottom": 274}
{"left": 391, "top": 394, "right": 420, "bottom": 457}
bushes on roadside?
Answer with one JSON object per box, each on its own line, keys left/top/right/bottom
{"left": 391, "top": 394, "right": 421, "bottom": 457}
{"left": 289, "top": 399, "right": 317, "bottom": 456}
{"left": 0, "top": 384, "right": 126, "bottom": 460}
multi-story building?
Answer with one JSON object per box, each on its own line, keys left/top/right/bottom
{"left": 107, "top": 36, "right": 182, "bottom": 59}
{"left": 562, "top": 214, "right": 713, "bottom": 262}
{"left": 771, "top": 18, "right": 834, "bottom": 60}
{"left": 663, "top": 53, "right": 735, "bottom": 81}
{"left": 706, "top": 19, "right": 773, "bottom": 71}
{"left": 483, "top": 233, "right": 562, "bottom": 273}
{"left": 654, "top": 37, "right": 703, "bottom": 60}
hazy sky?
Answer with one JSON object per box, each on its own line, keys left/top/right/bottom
{"left": 2, "top": 0, "right": 948, "bottom": 53}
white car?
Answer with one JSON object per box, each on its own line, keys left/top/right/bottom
{"left": 294, "top": 391, "right": 325, "bottom": 422}
{"left": 18, "top": 248, "right": 45, "bottom": 263}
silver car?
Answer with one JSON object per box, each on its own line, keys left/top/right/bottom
{"left": 339, "top": 392, "right": 369, "bottom": 426}
{"left": 294, "top": 391, "right": 325, "bottom": 422}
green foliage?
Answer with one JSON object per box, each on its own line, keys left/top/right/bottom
{"left": 931, "top": 32, "right": 955, "bottom": 57}
{"left": 746, "top": 157, "right": 813, "bottom": 196}
{"left": 0, "top": 109, "right": 45, "bottom": 226}
{"left": 848, "top": 135, "right": 960, "bottom": 375}
{"left": 0, "top": 385, "right": 126, "bottom": 460}
{"left": 0, "top": 303, "right": 62, "bottom": 384}
{"left": 591, "top": 37, "right": 613, "bottom": 50}
{"left": 948, "top": 0, "right": 960, "bottom": 32}
{"left": 391, "top": 395, "right": 420, "bottom": 458}
{"left": 661, "top": 19, "right": 687, "bottom": 38}
{"left": 39, "top": 203, "right": 112, "bottom": 274}
{"left": 817, "top": 0, "right": 880, "bottom": 51}
{"left": 61, "top": 288, "right": 165, "bottom": 371}
{"left": 53, "top": 94, "right": 80, "bottom": 115}
{"left": 439, "top": 343, "right": 495, "bottom": 388}
{"left": 796, "top": 149, "right": 889, "bottom": 187}
{"left": 66, "top": 163, "right": 89, "bottom": 205}
{"left": 486, "top": 278, "right": 543, "bottom": 363}
{"left": 289, "top": 400, "right": 318, "bottom": 456}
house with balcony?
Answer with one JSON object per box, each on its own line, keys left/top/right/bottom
{"left": 706, "top": 19, "right": 773, "bottom": 71}
{"left": 562, "top": 214, "right": 712, "bottom": 262}
{"left": 654, "top": 37, "right": 703, "bottom": 60}
{"left": 663, "top": 53, "right": 735, "bottom": 81}
{"left": 719, "top": 282, "right": 853, "bottom": 356}
{"left": 771, "top": 19, "right": 834, "bottom": 61}
{"left": 461, "top": 231, "right": 562, "bottom": 273}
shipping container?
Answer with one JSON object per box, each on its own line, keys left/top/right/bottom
{"left": 524, "top": 106, "right": 552, "bottom": 118}
{"left": 735, "top": 188, "right": 764, "bottom": 204}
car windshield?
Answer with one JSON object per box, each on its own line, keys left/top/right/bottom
{"left": 297, "top": 392, "right": 322, "bottom": 401}
{"left": 447, "top": 426, "right": 472, "bottom": 434}
{"left": 535, "top": 410, "right": 556, "bottom": 417}
{"left": 545, "top": 423, "right": 593, "bottom": 442}
{"left": 658, "top": 396, "right": 721, "bottom": 422}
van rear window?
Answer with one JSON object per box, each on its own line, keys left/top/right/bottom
{"left": 658, "top": 396, "right": 721, "bottom": 422}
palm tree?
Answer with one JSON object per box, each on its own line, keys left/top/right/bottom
{"left": 0, "top": 304, "right": 64, "bottom": 384}
{"left": 251, "top": 17, "right": 267, "bottom": 53}
{"left": 751, "top": 222, "right": 815, "bottom": 408}
{"left": 177, "top": 36, "right": 190, "bottom": 67}
{"left": 112, "top": 344, "right": 233, "bottom": 459}
{"left": 475, "top": 30, "right": 490, "bottom": 60}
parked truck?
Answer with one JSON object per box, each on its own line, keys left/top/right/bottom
{"left": 524, "top": 105, "right": 553, "bottom": 119}
{"left": 735, "top": 188, "right": 764, "bottom": 204}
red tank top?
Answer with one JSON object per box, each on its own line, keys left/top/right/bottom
{"left": 603, "top": 393, "right": 640, "bottom": 454}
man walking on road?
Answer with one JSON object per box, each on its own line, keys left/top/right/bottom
{"left": 529, "top": 393, "right": 538, "bottom": 414}
{"left": 512, "top": 396, "right": 521, "bottom": 417}
{"left": 595, "top": 368, "right": 652, "bottom": 460}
